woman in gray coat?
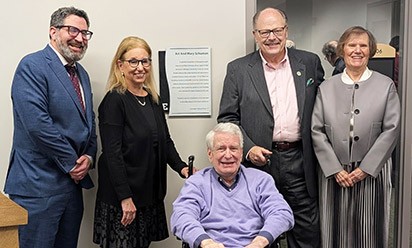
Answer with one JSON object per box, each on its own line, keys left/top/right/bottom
{"left": 311, "top": 26, "right": 400, "bottom": 248}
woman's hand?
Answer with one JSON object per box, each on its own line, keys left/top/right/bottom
{"left": 334, "top": 170, "right": 354, "bottom": 188}
{"left": 181, "top": 166, "right": 198, "bottom": 178}
{"left": 348, "top": 168, "right": 368, "bottom": 184}
{"left": 121, "top": 197, "right": 136, "bottom": 227}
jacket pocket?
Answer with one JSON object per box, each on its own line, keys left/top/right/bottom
{"left": 368, "top": 122, "right": 382, "bottom": 147}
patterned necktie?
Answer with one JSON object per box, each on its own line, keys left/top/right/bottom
{"left": 65, "top": 65, "right": 85, "bottom": 112}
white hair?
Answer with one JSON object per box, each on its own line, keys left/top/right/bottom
{"left": 205, "top": 123, "right": 243, "bottom": 150}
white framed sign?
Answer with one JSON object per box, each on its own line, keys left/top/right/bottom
{"left": 165, "top": 47, "right": 211, "bottom": 116}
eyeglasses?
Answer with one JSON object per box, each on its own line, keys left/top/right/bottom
{"left": 56, "top": 25, "right": 93, "bottom": 40}
{"left": 123, "top": 58, "right": 152, "bottom": 68}
{"left": 255, "top": 25, "right": 287, "bottom": 38}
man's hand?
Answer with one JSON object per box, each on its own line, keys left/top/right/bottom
{"left": 244, "top": 236, "right": 269, "bottom": 248}
{"left": 200, "top": 238, "right": 225, "bottom": 248}
{"left": 69, "top": 155, "right": 91, "bottom": 182}
{"left": 248, "top": 146, "right": 272, "bottom": 166}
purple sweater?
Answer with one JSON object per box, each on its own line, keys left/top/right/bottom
{"left": 171, "top": 165, "right": 294, "bottom": 248}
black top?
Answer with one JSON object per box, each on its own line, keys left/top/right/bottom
{"left": 134, "top": 95, "right": 158, "bottom": 145}
{"left": 96, "top": 90, "right": 186, "bottom": 207}
{"left": 332, "top": 57, "right": 346, "bottom": 76}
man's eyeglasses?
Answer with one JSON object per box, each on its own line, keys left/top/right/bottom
{"left": 255, "top": 25, "right": 287, "bottom": 38}
{"left": 123, "top": 58, "right": 152, "bottom": 68}
{"left": 56, "top": 25, "right": 93, "bottom": 40}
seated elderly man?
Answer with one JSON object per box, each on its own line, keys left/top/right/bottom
{"left": 171, "top": 123, "right": 294, "bottom": 248}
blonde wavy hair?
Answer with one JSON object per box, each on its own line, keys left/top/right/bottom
{"left": 106, "top": 36, "right": 159, "bottom": 104}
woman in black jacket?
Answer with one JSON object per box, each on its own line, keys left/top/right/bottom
{"left": 93, "top": 36, "right": 190, "bottom": 248}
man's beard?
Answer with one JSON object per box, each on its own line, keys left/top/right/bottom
{"left": 56, "top": 36, "right": 87, "bottom": 63}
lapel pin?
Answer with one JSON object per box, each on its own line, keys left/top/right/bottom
{"left": 306, "top": 78, "right": 314, "bottom": 86}
{"left": 297, "top": 71, "right": 302, "bottom": 77}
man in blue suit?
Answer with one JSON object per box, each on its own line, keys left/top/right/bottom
{"left": 4, "top": 6, "right": 97, "bottom": 248}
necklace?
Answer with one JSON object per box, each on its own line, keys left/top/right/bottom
{"left": 134, "top": 95, "right": 146, "bottom": 106}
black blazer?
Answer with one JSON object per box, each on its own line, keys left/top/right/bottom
{"left": 96, "top": 90, "right": 186, "bottom": 207}
{"left": 218, "top": 49, "right": 324, "bottom": 197}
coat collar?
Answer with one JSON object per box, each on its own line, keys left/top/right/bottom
{"left": 43, "top": 45, "right": 88, "bottom": 121}
{"left": 246, "top": 49, "right": 306, "bottom": 119}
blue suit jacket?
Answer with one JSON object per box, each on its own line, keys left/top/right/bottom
{"left": 5, "top": 45, "right": 97, "bottom": 197}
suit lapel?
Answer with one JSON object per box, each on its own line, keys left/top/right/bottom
{"left": 247, "top": 51, "right": 273, "bottom": 117}
{"left": 44, "top": 46, "right": 87, "bottom": 120}
{"left": 288, "top": 49, "right": 306, "bottom": 120}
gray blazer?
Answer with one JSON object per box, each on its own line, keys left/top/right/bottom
{"left": 311, "top": 72, "right": 400, "bottom": 178}
{"left": 218, "top": 49, "right": 324, "bottom": 197}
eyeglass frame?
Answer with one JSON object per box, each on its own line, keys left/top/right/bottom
{"left": 122, "top": 58, "right": 152, "bottom": 68}
{"left": 254, "top": 25, "right": 288, "bottom": 38}
{"left": 55, "top": 25, "right": 93, "bottom": 40}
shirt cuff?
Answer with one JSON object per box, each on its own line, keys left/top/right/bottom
{"left": 194, "top": 234, "right": 211, "bottom": 248}
{"left": 258, "top": 231, "right": 274, "bottom": 246}
{"left": 69, "top": 155, "right": 93, "bottom": 173}
{"left": 245, "top": 149, "right": 252, "bottom": 161}
{"left": 85, "top": 155, "right": 93, "bottom": 165}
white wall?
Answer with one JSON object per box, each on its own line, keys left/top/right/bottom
{"left": 1, "top": 1, "right": 391, "bottom": 247}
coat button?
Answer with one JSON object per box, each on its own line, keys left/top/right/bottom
{"left": 354, "top": 136, "right": 359, "bottom": 141}
{"left": 354, "top": 109, "right": 360, "bottom": 114}
{"left": 354, "top": 84, "right": 359, "bottom": 89}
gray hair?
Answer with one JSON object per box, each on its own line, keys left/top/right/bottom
{"left": 206, "top": 123, "right": 243, "bottom": 150}
{"left": 50, "top": 6, "right": 90, "bottom": 28}
{"left": 322, "top": 40, "right": 338, "bottom": 57}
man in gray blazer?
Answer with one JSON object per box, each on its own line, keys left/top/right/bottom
{"left": 4, "top": 7, "right": 96, "bottom": 248}
{"left": 218, "top": 7, "right": 324, "bottom": 248}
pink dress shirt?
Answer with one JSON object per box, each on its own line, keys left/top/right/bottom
{"left": 260, "top": 51, "right": 301, "bottom": 142}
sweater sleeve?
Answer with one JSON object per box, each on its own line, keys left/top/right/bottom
{"left": 98, "top": 92, "right": 132, "bottom": 201}
{"left": 170, "top": 170, "right": 211, "bottom": 247}
{"left": 251, "top": 170, "right": 295, "bottom": 241}
{"left": 311, "top": 87, "right": 345, "bottom": 178}
{"left": 359, "top": 82, "right": 400, "bottom": 177}
{"left": 159, "top": 104, "right": 187, "bottom": 176}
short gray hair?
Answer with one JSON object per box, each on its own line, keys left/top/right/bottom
{"left": 206, "top": 123, "right": 243, "bottom": 150}
{"left": 322, "top": 40, "right": 338, "bottom": 57}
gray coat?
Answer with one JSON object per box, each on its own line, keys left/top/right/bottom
{"left": 311, "top": 72, "right": 400, "bottom": 178}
